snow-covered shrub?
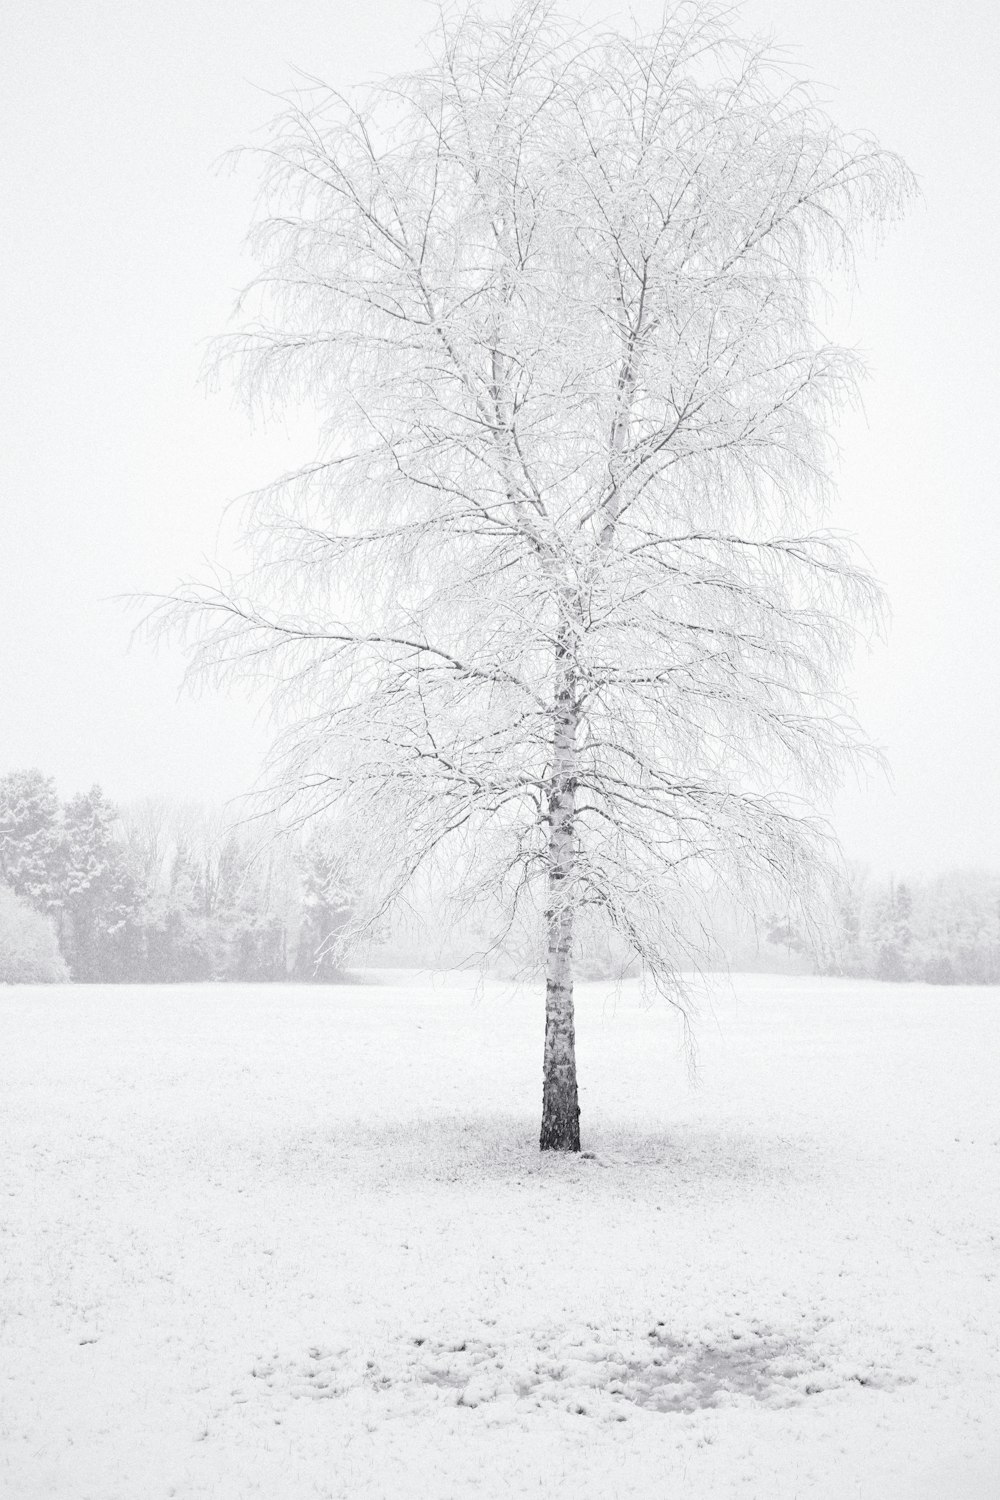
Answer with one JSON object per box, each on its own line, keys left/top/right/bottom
{"left": 922, "top": 951, "right": 956, "bottom": 986}
{"left": 0, "top": 885, "right": 68, "bottom": 982}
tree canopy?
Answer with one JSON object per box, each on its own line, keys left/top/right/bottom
{"left": 158, "top": 0, "right": 912, "bottom": 1146}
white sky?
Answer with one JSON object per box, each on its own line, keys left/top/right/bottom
{"left": 2, "top": 0, "right": 998, "bottom": 874}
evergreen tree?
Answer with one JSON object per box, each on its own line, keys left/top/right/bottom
{"left": 295, "top": 830, "right": 349, "bottom": 981}
{"left": 0, "top": 770, "right": 64, "bottom": 914}
{"left": 60, "top": 786, "right": 141, "bottom": 980}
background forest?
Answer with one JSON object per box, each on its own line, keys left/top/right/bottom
{"left": 3, "top": 765, "right": 998, "bottom": 987}
{"left": 0, "top": 769, "right": 348, "bottom": 984}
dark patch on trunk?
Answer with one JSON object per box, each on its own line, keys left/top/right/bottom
{"left": 539, "top": 976, "right": 580, "bottom": 1151}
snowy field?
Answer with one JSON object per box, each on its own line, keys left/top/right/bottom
{"left": 2, "top": 971, "right": 998, "bottom": 1500}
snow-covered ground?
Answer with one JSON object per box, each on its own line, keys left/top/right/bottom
{"left": 2, "top": 971, "right": 998, "bottom": 1499}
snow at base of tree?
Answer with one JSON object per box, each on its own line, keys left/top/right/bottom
{"left": 2, "top": 971, "right": 997, "bottom": 1498}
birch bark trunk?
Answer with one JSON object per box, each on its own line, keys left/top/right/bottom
{"left": 539, "top": 637, "right": 580, "bottom": 1152}
{"left": 538, "top": 311, "right": 638, "bottom": 1151}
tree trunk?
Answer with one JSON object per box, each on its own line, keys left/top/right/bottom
{"left": 540, "top": 648, "right": 580, "bottom": 1152}
{"left": 539, "top": 322, "right": 633, "bottom": 1149}
{"left": 540, "top": 883, "right": 580, "bottom": 1150}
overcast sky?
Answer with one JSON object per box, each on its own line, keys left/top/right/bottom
{"left": 2, "top": 0, "right": 998, "bottom": 873}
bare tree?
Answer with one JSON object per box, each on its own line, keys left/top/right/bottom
{"left": 157, "top": 1, "right": 912, "bottom": 1149}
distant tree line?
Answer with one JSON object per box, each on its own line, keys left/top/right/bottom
{"left": 743, "top": 868, "right": 1000, "bottom": 985}
{"left": 814, "top": 867, "right": 1000, "bottom": 985}
{"left": 0, "top": 769, "right": 349, "bottom": 984}
{"left": 4, "top": 767, "right": 999, "bottom": 988}
{"left": 631, "top": 869, "right": 1000, "bottom": 987}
